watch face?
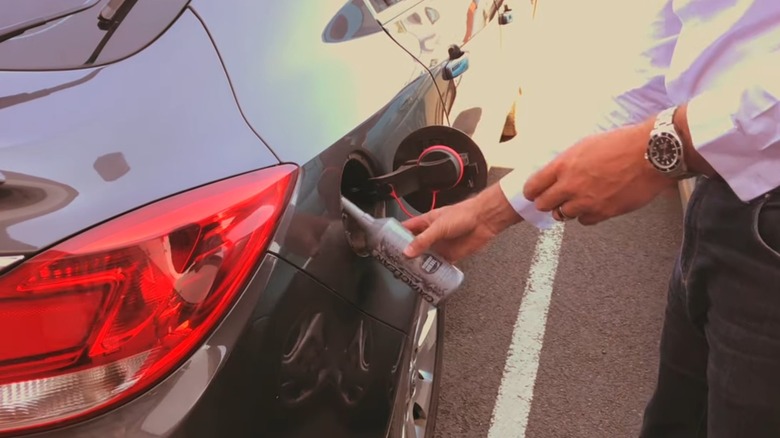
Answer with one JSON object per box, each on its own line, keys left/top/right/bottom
{"left": 648, "top": 132, "right": 682, "bottom": 171}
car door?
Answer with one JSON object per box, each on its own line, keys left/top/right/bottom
{"left": 369, "top": 0, "right": 520, "bottom": 151}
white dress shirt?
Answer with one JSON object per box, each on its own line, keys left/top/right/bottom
{"left": 500, "top": 0, "right": 780, "bottom": 229}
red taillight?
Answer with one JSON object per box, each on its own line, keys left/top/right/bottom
{"left": 0, "top": 165, "right": 297, "bottom": 435}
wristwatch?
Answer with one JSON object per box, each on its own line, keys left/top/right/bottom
{"left": 645, "top": 106, "right": 696, "bottom": 179}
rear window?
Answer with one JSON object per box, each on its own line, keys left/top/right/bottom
{"left": 0, "top": 0, "right": 190, "bottom": 71}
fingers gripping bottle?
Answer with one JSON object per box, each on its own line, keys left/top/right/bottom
{"left": 341, "top": 196, "right": 464, "bottom": 306}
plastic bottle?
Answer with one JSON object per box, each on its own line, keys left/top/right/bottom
{"left": 341, "top": 196, "right": 464, "bottom": 306}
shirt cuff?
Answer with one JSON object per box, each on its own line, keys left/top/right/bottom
{"left": 499, "top": 167, "right": 558, "bottom": 230}
{"left": 686, "top": 83, "right": 780, "bottom": 202}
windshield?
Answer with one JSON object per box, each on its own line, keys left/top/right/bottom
{"left": 0, "top": 0, "right": 190, "bottom": 70}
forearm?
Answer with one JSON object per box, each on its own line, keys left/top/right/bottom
{"left": 475, "top": 183, "right": 524, "bottom": 233}
{"left": 499, "top": 165, "right": 559, "bottom": 229}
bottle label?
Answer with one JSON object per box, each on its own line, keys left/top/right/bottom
{"left": 420, "top": 255, "right": 442, "bottom": 274}
{"left": 371, "top": 237, "right": 453, "bottom": 305}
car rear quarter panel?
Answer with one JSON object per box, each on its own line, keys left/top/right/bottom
{"left": 188, "top": 0, "right": 435, "bottom": 166}
{"left": 0, "top": 9, "right": 278, "bottom": 256}
{"left": 23, "top": 254, "right": 407, "bottom": 438}
{"left": 191, "top": 0, "right": 451, "bottom": 332}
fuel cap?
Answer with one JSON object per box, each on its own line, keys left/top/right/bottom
{"left": 393, "top": 125, "right": 487, "bottom": 213}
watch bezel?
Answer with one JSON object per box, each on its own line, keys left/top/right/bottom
{"left": 646, "top": 130, "right": 684, "bottom": 173}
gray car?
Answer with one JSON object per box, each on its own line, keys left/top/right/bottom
{"left": 0, "top": 0, "right": 521, "bottom": 436}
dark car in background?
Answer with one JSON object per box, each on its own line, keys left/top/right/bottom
{"left": 0, "top": 0, "right": 521, "bottom": 436}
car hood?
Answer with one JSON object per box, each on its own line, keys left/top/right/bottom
{"left": 0, "top": 9, "right": 278, "bottom": 257}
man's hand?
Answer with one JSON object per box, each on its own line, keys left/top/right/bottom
{"left": 402, "top": 184, "right": 523, "bottom": 262}
{"left": 523, "top": 117, "right": 678, "bottom": 225}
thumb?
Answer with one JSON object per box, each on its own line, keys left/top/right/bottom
{"left": 403, "top": 225, "right": 440, "bottom": 258}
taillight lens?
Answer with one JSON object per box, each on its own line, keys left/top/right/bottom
{"left": 0, "top": 165, "right": 297, "bottom": 435}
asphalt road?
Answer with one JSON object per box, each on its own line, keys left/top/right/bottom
{"left": 433, "top": 163, "right": 684, "bottom": 438}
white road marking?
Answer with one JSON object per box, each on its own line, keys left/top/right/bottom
{"left": 487, "top": 223, "right": 566, "bottom": 438}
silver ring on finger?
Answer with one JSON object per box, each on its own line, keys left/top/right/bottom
{"left": 556, "top": 204, "right": 575, "bottom": 221}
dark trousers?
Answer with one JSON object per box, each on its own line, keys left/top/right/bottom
{"left": 640, "top": 176, "right": 780, "bottom": 437}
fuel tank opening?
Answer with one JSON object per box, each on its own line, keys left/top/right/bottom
{"left": 340, "top": 153, "right": 385, "bottom": 257}
{"left": 341, "top": 153, "right": 384, "bottom": 214}
{"left": 343, "top": 126, "right": 488, "bottom": 215}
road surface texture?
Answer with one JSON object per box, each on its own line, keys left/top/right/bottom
{"left": 434, "top": 1, "right": 685, "bottom": 437}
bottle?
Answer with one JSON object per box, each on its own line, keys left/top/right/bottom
{"left": 341, "top": 196, "right": 464, "bottom": 306}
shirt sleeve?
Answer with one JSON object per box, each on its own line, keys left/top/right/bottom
{"left": 686, "top": 63, "right": 780, "bottom": 202}
{"left": 499, "top": 0, "right": 682, "bottom": 229}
